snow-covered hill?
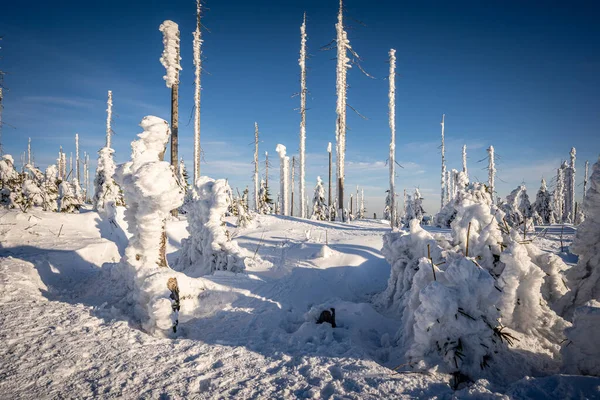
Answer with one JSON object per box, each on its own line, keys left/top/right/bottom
{"left": 0, "top": 209, "right": 598, "bottom": 399}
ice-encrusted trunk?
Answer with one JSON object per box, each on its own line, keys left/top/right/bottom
{"left": 440, "top": 114, "right": 446, "bottom": 210}
{"left": 487, "top": 145, "right": 495, "bottom": 204}
{"left": 83, "top": 151, "right": 88, "bottom": 201}
{"left": 291, "top": 156, "right": 296, "bottom": 217}
{"left": 159, "top": 20, "right": 181, "bottom": 216}
{"left": 462, "top": 144, "right": 468, "bottom": 179}
{"left": 299, "top": 13, "right": 307, "bottom": 218}
{"left": 75, "top": 133, "right": 80, "bottom": 184}
{"left": 327, "top": 142, "right": 332, "bottom": 209}
{"left": 584, "top": 160, "right": 589, "bottom": 199}
{"left": 106, "top": 90, "right": 113, "bottom": 148}
{"left": 27, "top": 137, "right": 31, "bottom": 166}
{"left": 192, "top": 0, "right": 203, "bottom": 182}
{"left": 565, "top": 147, "right": 576, "bottom": 221}
{"left": 276, "top": 144, "right": 289, "bottom": 216}
{"left": 555, "top": 166, "right": 565, "bottom": 222}
{"left": 403, "top": 188, "right": 407, "bottom": 220}
{"left": 388, "top": 49, "right": 396, "bottom": 228}
{"left": 335, "top": 0, "right": 350, "bottom": 221}
{"left": 360, "top": 188, "right": 365, "bottom": 219}
{"left": 254, "top": 122, "right": 259, "bottom": 211}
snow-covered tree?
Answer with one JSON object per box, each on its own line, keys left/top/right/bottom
{"left": 440, "top": 114, "right": 447, "bottom": 210}
{"left": 192, "top": 0, "right": 203, "bottom": 182}
{"left": 94, "top": 91, "right": 124, "bottom": 219}
{"left": 413, "top": 188, "right": 425, "bottom": 223}
{"left": 0, "top": 155, "right": 21, "bottom": 208}
{"left": 58, "top": 180, "right": 80, "bottom": 213}
{"left": 115, "top": 116, "right": 184, "bottom": 269}
{"left": 462, "top": 144, "right": 468, "bottom": 181}
{"left": 254, "top": 123, "right": 260, "bottom": 211}
{"left": 311, "top": 176, "right": 327, "bottom": 221}
{"left": 554, "top": 165, "right": 565, "bottom": 223}
{"left": 487, "top": 146, "right": 496, "bottom": 204}
{"left": 159, "top": 20, "right": 181, "bottom": 192}
{"left": 236, "top": 188, "right": 252, "bottom": 229}
{"left": 564, "top": 148, "right": 576, "bottom": 222}
{"left": 532, "top": 178, "right": 554, "bottom": 224}
{"left": 178, "top": 176, "right": 250, "bottom": 276}
{"left": 42, "top": 165, "right": 59, "bottom": 212}
{"left": 298, "top": 13, "right": 308, "bottom": 219}
{"left": 258, "top": 179, "right": 272, "bottom": 214}
{"left": 377, "top": 184, "right": 568, "bottom": 384}
{"left": 383, "top": 189, "right": 392, "bottom": 221}
{"left": 561, "top": 156, "right": 600, "bottom": 316}
{"left": 388, "top": 48, "right": 397, "bottom": 228}
{"left": 276, "top": 144, "right": 289, "bottom": 216}
{"left": 501, "top": 185, "right": 532, "bottom": 228}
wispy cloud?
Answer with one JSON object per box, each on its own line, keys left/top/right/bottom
{"left": 21, "top": 95, "right": 101, "bottom": 110}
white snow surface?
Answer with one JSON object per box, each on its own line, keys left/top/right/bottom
{"left": 0, "top": 208, "right": 598, "bottom": 398}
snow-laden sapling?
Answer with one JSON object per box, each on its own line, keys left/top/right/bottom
{"left": 177, "top": 176, "right": 256, "bottom": 277}
{"left": 311, "top": 176, "right": 328, "bottom": 221}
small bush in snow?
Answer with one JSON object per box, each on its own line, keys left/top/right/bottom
{"left": 311, "top": 176, "right": 328, "bottom": 221}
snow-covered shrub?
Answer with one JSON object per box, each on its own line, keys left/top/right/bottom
{"left": 0, "top": 154, "right": 21, "bottom": 208}
{"left": 561, "top": 301, "right": 600, "bottom": 376}
{"left": 560, "top": 157, "right": 600, "bottom": 318}
{"left": 413, "top": 188, "right": 426, "bottom": 223}
{"left": 94, "top": 146, "right": 123, "bottom": 220}
{"left": 501, "top": 185, "right": 532, "bottom": 228}
{"left": 532, "top": 178, "right": 554, "bottom": 224}
{"left": 114, "top": 116, "right": 188, "bottom": 335}
{"left": 21, "top": 178, "right": 44, "bottom": 210}
{"left": 57, "top": 180, "right": 81, "bottom": 213}
{"left": 236, "top": 189, "right": 253, "bottom": 228}
{"left": 42, "top": 165, "right": 59, "bottom": 212}
{"left": 257, "top": 179, "right": 272, "bottom": 214}
{"left": 311, "top": 176, "right": 327, "bottom": 221}
{"left": 383, "top": 189, "right": 392, "bottom": 221}
{"left": 177, "top": 176, "right": 250, "bottom": 277}
{"left": 434, "top": 183, "right": 491, "bottom": 228}
{"left": 377, "top": 185, "right": 569, "bottom": 385}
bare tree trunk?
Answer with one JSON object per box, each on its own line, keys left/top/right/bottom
{"left": 171, "top": 83, "right": 179, "bottom": 217}
{"left": 328, "top": 143, "right": 332, "bottom": 210}
{"left": 299, "top": 13, "right": 308, "bottom": 218}
{"left": 254, "top": 123, "right": 259, "bottom": 212}
{"left": 291, "top": 156, "right": 295, "bottom": 217}
{"left": 440, "top": 114, "right": 446, "bottom": 210}
{"left": 75, "top": 133, "right": 80, "bottom": 184}
{"left": 388, "top": 49, "right": 396, "bottom": 228}
{"left": 193, "top": 0, "right": 203, "bottom": 182}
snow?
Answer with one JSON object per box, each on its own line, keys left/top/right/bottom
{"left": 159, "top": 20, "right": 181, "bottom": 88}
{"left": 0, "top": 208, "right": 599, "bottom": 398}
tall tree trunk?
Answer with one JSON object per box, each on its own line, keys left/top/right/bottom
{"left": 193, "top": 0, "right": 203, "bottom": 183}
{"left": 299, "top": 13, "right": 308, "bottom": 218}
{"left": 171, "top": 83, "right": 179, "bottom": 217}
{"left": 254, "top": 123, "right": 259, "bottom": 212}
{"left": 388, "top": 49, "right": 396, "bottom": 228}
{"left": 291, "top": 156, "right": 295, "bottom": 217}
{"left": 328, "top": 143, "right": 332, "bottom": 210}
{"left": 440, "top": 114, "right": 446, "bottom": 210}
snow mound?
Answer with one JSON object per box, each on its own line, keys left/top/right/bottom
{"left": 561, "top": 300, "right": 600, "bottom": 376}
{"left": 313, "top": 244, "right": 336, "bottom": 259}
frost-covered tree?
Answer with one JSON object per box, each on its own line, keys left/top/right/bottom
{"left": 115, "top": 116, "right": 184, "bottom": 269}
{"left": 562, "top": 156, "right": 600, "bottom": 316}
{"left": 58, "top": 180, "right": 80, "bottom": 213}
{"left": 532, "top": 178, "right": 554, "bottom": 224}
{"left": 0, "top": 155, "right": 22, "bottom": 208}
{"left": 192, "top": 0, "right": 203, "bottom": 182}
{"left": 487, "top": 146, "right": 496, "bottom": 204}
{"left": 554, "top": 164, "right": 565, "bottom": 223}
{"left": 413, "top": 188, "right": 426, "bottom": 223}
{"left": 311, "top": 176, "right": 327, "bottom": 221}
{"left": 564, "top": 148, "right": 576, "bottom": 222}
{"left": 383, "top": 189, "right": 392, "bottom": 221}
{"left": 377, "top": 184, "right": 568, "bottom": 384}
{"left": 501, "top": 185, "right": 532, "bottom": 228}
{"left": 388, "top": 48, "right": 397, "bottom": 228}
{"left": 258, "top": 179, "right": 272, "bottom": 214}
{"left": 178, "top": 176, "right": 250, "bottom": 276}
{"left": 159, "top": 20, "right": 181, "bottom": 179}
{"left": 359, "top": 188, "right": 365, "bottom": 219}
{"left": 440, "top": 114, "right": 447, "bottom": 210}
{"left": 253, "top": 123, "right": 260, "bottom": 211}
{"left": 43, "top": 165, "right": 59, "bottom": 212}
{"left": 462, "top": 144, "right": 468, "bottom": 181}
{"left": 236, "top": 189, "right": 252, "bottom": 229}
{"left": 94, "top": 90, "right": 124, "bottom": 219}
{"left": 276, "top": 144, "right": 289, "bottom": 216}
{"left": 298, "top": 13, "right": 308, "bottom": 219}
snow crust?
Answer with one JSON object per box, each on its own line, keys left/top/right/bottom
{"left": 159, "top": 20, "right": 181, "bottom": 88}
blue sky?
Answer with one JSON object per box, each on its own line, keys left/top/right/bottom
{"left": 1, "top": 0, "right": 598, "bottom": 214}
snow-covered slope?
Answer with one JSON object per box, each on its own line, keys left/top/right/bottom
{"left": 0, "top": 209, "right": 597, "bottom": 399}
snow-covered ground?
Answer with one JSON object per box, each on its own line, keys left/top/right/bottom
{"left": 0, "top": 209, "right": 598, "bottom": 399}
